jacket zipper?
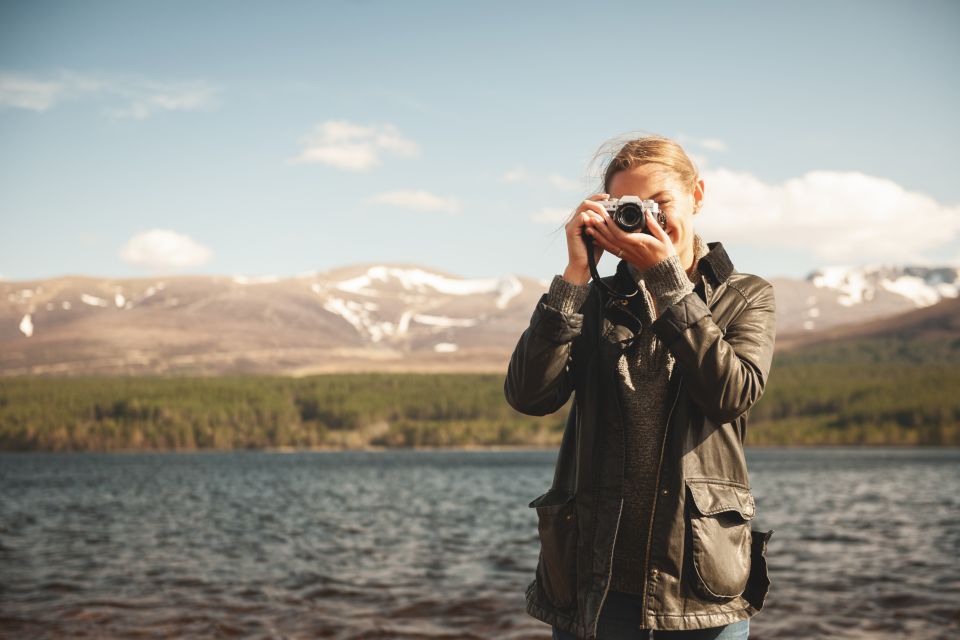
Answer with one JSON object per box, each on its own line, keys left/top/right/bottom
{"left": 637, "top": 270, "right": 712, "bottom": 622}
{"left": 592, "top": 493, "right": 624, "bottom": 639}
{"left": 639, "top": 377, "right": 682, "bottom": 626}
{"left": 592, "top": 331, "right": 626, "bottom": 640}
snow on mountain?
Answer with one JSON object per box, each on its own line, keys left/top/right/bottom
{"left": 317, "top": 265, "right": 509, "bottom": 343}
{"left": 411, "top": 314, "right": 479, "bottom": 328}
{"left": 322, "top": 296, "right": 393, "bottom": 343}
{"left": 334, "top": 266, "right": 522, "bottom": 309}
{"left": 808, "top": 265, "right": 960, "bottom": 309}
{"left": 80, "top": 293, "right": 109, "bottom": 307}
{"left": 232, "top": 274, "right": 283, "bottom": 285}
{"left": 19, "top": 313, "right": 32, "bottom": 337}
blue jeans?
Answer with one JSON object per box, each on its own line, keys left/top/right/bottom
{"left": 551, "top": 590, "right": 750, "bottom": 639}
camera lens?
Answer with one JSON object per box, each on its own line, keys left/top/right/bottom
{"left": 615, "top": 203, "right": 644, "bottom": 232}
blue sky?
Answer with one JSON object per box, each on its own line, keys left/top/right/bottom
{"left": 1, "top": 0, "right": 958, "bottom": 284}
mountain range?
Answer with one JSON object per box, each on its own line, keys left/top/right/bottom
{"left": 2, "top": 262, "right": 958, "bottom": 376}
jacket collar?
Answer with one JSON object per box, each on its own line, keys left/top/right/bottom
{"left": 696, "top": 241, "right": 736, "bottom": 286}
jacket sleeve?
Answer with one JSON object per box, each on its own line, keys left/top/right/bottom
{"left": 503, "top": 275, "right": 590, "bottom": 416}
{"left": 650, "top": 276, "right": 777, "bottom": 425}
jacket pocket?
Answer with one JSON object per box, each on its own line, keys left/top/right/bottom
{"left": 684, "top": 478, "right": 756, "bottom": 602}
{"left": 529, "top": 488, "right": 578, "bottom": 609}
{"left": 743, "top": 528, "right": 775, "bottom": 611}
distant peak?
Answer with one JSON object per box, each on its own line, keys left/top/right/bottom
{"left": 808, "top": 263, "right": 960, "bottom": 308}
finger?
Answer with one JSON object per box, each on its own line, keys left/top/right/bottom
{"left": 645, "top": 210, "right": 670, "bottom": 244}
{"left": 579, "top": 197, "right": 608, "bottom": 211}
{"left": 584, "top": 226, "right": 618, "bottom": 254}
{"left": 596, "top": 205, "right": 633, "bottom": 245}
{"left": 569, "top": 210, "right": 595, "bottom": 231}
{"left": 608, "top": 219, "right": 658, "bottom": 254}
{"left": 583, "top": 208, "right": 604, "bottom": 225}
{"left": 587, "top": 193, "right": 610, "bottom": 201}
{"left": 578, "top": 212, "right": 606, "bottom": 234}
{"left": 593, "top": 224, "right": 636, "bottom": 259}
{"left": 578, "top": 199, "right": 609, "bottom": 221}
{"left": 589, "top": 210, "right": 619, "bottom": 245}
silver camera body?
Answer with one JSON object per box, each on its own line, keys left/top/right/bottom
{"left": 601, "top": 196, "right": 664, "bottom": 234}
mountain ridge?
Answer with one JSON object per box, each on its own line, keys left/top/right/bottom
{"left": 3, "top": 261, "right": 958, "bottom": 376}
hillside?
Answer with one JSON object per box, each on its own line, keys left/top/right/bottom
{"left": 2, "top": 261, "right": 958, "bottom": 376}
{"left": 776, "top": 295, "right": 960, "bottom": 363}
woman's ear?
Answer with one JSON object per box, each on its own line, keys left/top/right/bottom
{"left": 693, "top": 178, "right": 705, "bottom": 214}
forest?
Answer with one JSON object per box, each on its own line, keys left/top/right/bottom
{"left": 1, "top": 336, "right": 957, "bottom": 450}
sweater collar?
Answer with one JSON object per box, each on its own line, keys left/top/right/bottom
{"left": 625, "top": 232, "right": 710, "bottom": 285}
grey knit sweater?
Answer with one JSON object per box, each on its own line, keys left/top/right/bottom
{"left": 543, "top": 233, "right": 709, "bottom": 595}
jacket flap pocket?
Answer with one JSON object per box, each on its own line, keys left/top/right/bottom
{"left": 528, "top": 488, "right": 574, "bottom": 510}
{"left": 686, "top": 479, "right": 755, "bottom": 520}
{"left": 528, "top": 488, "right": 578, "bottom": 609}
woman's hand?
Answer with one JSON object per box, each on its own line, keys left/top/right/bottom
{"left": 563, "top": 193, "right": 610, "bottom": 284}
{"left": 584, "top": 207, "right": 677, "bottom": 271}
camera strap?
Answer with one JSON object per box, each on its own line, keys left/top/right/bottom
{"left": 580, "top": 233, "right": 650, "bottom": 351}
{"left": 582, "top": 232, "right": 639, "bottom": 301}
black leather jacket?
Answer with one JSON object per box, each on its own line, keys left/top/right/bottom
{"left": 504, "top": 242, "right": 777, "bottom": 637}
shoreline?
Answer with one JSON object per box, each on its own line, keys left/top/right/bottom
{"left": 2, "top": 443, "right": 959, "bottom": 454}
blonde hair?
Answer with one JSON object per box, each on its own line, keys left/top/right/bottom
{"left": 595, "top": 132, "right": 700, "bottom": 195}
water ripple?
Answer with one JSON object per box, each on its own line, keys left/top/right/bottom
{"left": 1, "top": 447, "right": 958, "bottom": 639}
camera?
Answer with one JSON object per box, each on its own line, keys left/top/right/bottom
{"left": 600, "top": 196, "right": 665, "bottom": 234}
{"left": 577, "top": 196, "right": 664, "bottom": 299}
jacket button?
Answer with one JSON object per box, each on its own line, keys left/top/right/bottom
{"left": 661, "top": 489, "right": 668, "bottom": 496}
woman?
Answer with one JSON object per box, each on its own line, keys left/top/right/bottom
{"left": 504, "top": 135, "right": 777, "bottom": 639}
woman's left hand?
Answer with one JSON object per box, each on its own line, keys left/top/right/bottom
{"left": 583, "top": 207, "right": 677, "bottom": 270}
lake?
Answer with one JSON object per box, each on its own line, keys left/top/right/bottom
{"left": 1, "top": 447, "right": 958, "bottom": 639}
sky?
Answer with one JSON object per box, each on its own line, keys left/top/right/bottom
{"left": 1, "top": 0, "right": 959, "bottom": 284}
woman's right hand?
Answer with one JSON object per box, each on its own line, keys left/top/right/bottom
{"left": 563, "top": 193, "right": 610, "bottom": 284}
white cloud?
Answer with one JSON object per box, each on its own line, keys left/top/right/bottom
{"left": 676, "top": 133, "right": 728, "bottom": 153}
{"left": 502, "top": 166, "right": 583, "bottom": 192}
{"left": 531, "top": 207, "right": 571, "bottom": 224}
{"left": 367, "top": 189, "right": 460, "bottom": 213}
{"left": 0, "top": 74, "right": 71, "bottom": 110}
{"left": 700, "top": 138, "right": 727, "bottom": 152}
{"left": 0, "top": 70, "right": 218, "bottom": 118}
{"left": 119, "top": 229, "right": 213, "bottom": 271}
{"left": 104, "top": 80, "right": 219, "bottom": 120}
{"left": 671, "top": 134, "right": 727, "bottom": 169}
{"left": 288, "top": 120, "right": 419, "bottom": 171}
{"left": 696, "top": 168, "right": 960, "bottom": 263}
